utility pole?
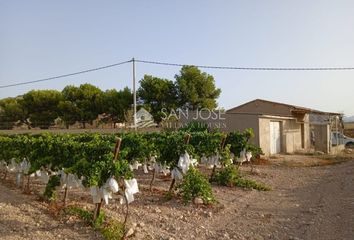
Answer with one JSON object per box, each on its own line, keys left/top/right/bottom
{"left": 132, "top": 58, "right": 137, "bottom": 131}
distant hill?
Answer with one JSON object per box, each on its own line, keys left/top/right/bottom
{"left": 343, "top": 115, "right": 354, "bottom": 123}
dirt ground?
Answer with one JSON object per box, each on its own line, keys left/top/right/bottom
{"left": 1, "top": 154, "right": 354, "bottom": 240}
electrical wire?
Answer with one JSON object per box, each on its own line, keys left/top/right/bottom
{"left": 2, "top": 58, "right": 354, "bottom": 89}
{"left": 135, "top": 59, "right": 354, "bottom": 71}
{"left": 0, "top": 59, "right": 132, "bottom": 89}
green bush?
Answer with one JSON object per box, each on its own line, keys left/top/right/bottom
{"left": 214, "top": 165, "right": 270, "bottom": 191}
{"left": 178, "top": 167, "right": 215, "bottom": 204}
{"left": 213, "top": 165, "right": 240, "bottom": 187}
{"left": 101, "top": 220, "right": 125, "bottom": 240}
{"left": 233, "top": 178, "right": 270, "bottom": 191}
{"left": 43, "top": 175, "right": 61, "bottom": 201}
{"left": 66, "top": 206, "right": 124, "bottom": 240}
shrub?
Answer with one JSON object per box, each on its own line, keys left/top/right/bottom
{"left": 43, "top": 175, "right": 61, "bottom": 201}
{"left": 101, "top": 220, "right": 125, "bottom": 240}
{"left": 66, "top": 206, "right": 124, "bottom": 240}
{"left": 178, "top": 167, "right": 215, "bottom": 204}
{"left": 213, "top": 165, "right": 240, "bottom": 187}
{"left": 214, "top": 165, "right": 270, "bottom": 191}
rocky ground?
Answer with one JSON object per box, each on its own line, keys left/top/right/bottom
{"left": 0, "top": 154, "right": 354, "bottom": 240}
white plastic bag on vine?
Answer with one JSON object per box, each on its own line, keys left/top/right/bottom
{"left": 124, "top": 179, "right": 139, "bottom": 194}
{"left": 102, "top": 188, "right": 111, "bottom": 205}
{"left": 246, "top": 151, "right": 252, "bottom": 161}
{"left": 125, "top": 190, "right": 134, "bottom": 204}
{"left": 178, "top": 152, "right": 191, "bottom": 174}
{"left": 143, "top": 163, "right": 148, "bottom": 174}
{"left": 16, "top": 173, "right": 22, "bottom": 187}
{"left": 40, "top": 171, "right": 49, "bottom": 184}
{"left": 107, "top": 177, "right": 119, "bottom": 193}
{"left": 59, "top": 170, "right": 68, "bottom": 188}
{"left": 8, "top": 159, "right": 18, "bottom": 172}
{"left": 132, "top": 161, "right": 141, "bottom": 170}
{"left": 20, "top": 160, "right": 30, "bottom": 174}
{"left": 90, "top": 186, "right": 102, "bottom": 204}
{"left": 35, "top": 170, "right": 41, "bottom": 177}
{"left": 171, "top": 168, "right": 183, "bottom": 180}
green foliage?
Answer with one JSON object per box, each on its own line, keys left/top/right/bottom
{"left": 22, "top": 90, "right": 62, "bottom": 129}
{"left": 226, "top": 128, "right": 263, "bottom": 158}
{"left": 0, "top": 97, "right": 27, "bottom": 129}
{"left": 61, "top": 84, "right": 103, "bottom": 128}
{"left": 66, "top": 206, "right": 94, "bottom": 224}
{"left": 138, "top": 75, "right": 178, "bottom": 123}
{"left": 175, "top": 65, "right": 221, "bottom": 110}
{"left": 155, "top": 132, "right": 194, "bottom": 168}
{"left": 58, "top": 100, "right": 81, "bottom": 128}
{"left": 102, "top": 87, "right": 133, "bottom": 125}
{"left": 67, "top": 206, "right": 124, "bottom": 240}
{"left": 178, "top": 167, "right": 215, "bottom": 204}
{"left": 66, "top": 206, "right": 106, "bottom": 228}
{"left": 43, "top": 175, "right": 61, "bottom": 201}
{"left": 213, "top": 165, "right": 240, "bottom": 187}
{"left": 246, "top": 144, "right": 263, "bottom": 158}
{"left": 179, "top": 121, "right": 209, "bottom": 133}
{"left": 213, "top": 165, "right": 270, "bottom": 191}
{"left": 233, "top": 178, "right": 270, "bottom": 191}
{"left": 120, "top": 133, "right": 150, "bottom": 163}
{"left": 101, "top": 220, "right": 125, "bottom": 240}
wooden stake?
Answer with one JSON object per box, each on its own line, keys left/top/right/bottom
{"left": 114, "top": 137, "right": 122, "bottom": 161}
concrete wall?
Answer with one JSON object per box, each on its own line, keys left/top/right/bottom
{"left": 258, "top": 118, "right": 271, "bottom": 155}
{"left": 258, "top": 116, "right": 311, "bottom": 156}
{"left": 225, "top": 113, "right": 260, "bottom": 146}
{"left": 313, "top": 124, "right": 330, "bottom": 153}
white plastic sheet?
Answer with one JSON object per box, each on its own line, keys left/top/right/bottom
{"left": 8, "top": 159, "right": 18, "bottom": 172}
{"left": 90, "top": 186, "right": 102, "bottom": 204}
{"left": 40, "top": 171, "right": 49, "bottom": 184}
{"left": 124, "top": 179, "right": 139, "bottom": 194}
{"left": 171, "top": 168, "right": 183, "bottom": 180}
{"left": 236, "top": 149, "right": 247, "bottom": 165}
{"left": 246, "top": 151, "right": 252, "bottom": 161}
{"left": 20, "top": 160, "right": 30, "bottom": 174}
{"left": 143, "top": 163, "right": 148, "bottom": 174}
{"left": 107, "top": 177, "right": 119, "bottom": 193}
{"left": 178, "top": 152, "right": 191, "bottom": 174}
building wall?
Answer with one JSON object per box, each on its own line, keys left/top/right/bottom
{"left": 224, "top": 113, "right": 260, "bottom": 146}
{"left": 258, "top": 118, "right": 271, "bottom": 155}
{"left": 258, "top": 116, "right": 311, "bottom": 156}
{"left": 313, "top": 124, "right": 331, "bottom": 153}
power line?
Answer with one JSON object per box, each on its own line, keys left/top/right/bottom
{"left": 2, "top": 58, "right": 354, "bottom": 89}
{"left": 136, "top": 59, "right": 354, "bottom": 71}
{"left": 0, "top": 59, "right": 132, "bottom": 89}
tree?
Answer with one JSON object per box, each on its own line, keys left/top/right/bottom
{"left": 175, "top": 66, "right": 221, "bottom": 110}
{"left": 102, "top": 87, "right": 133, "bottom": 127}
{"left": 138, "top": 75, "right": 178, "bottom": 123}
{"left": 61, "top": 84, "right": 103, "bottom": 128}
{"left": 58, "top": 100, "right": 81, "bottom": 129}
{"left": 22, "top": 90, "right": 62, "bottom": 129}
{"left": 0, "top": 97, "right": 27, "bottom": 129}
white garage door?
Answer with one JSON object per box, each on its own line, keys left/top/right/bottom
{"left": 270, "top": 121, "right": 281, "bottom": 154}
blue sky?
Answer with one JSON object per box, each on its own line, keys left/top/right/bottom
{"left": 1, "top": 1, "right": 354, "bottom": 116}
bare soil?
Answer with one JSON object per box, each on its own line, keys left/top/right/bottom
{"left": 1, "top": 154, "right": 354, "bottom": 240}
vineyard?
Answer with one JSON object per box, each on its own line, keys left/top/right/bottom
{"left": 0, "top": 129, "right": 268, "bottom": 239}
